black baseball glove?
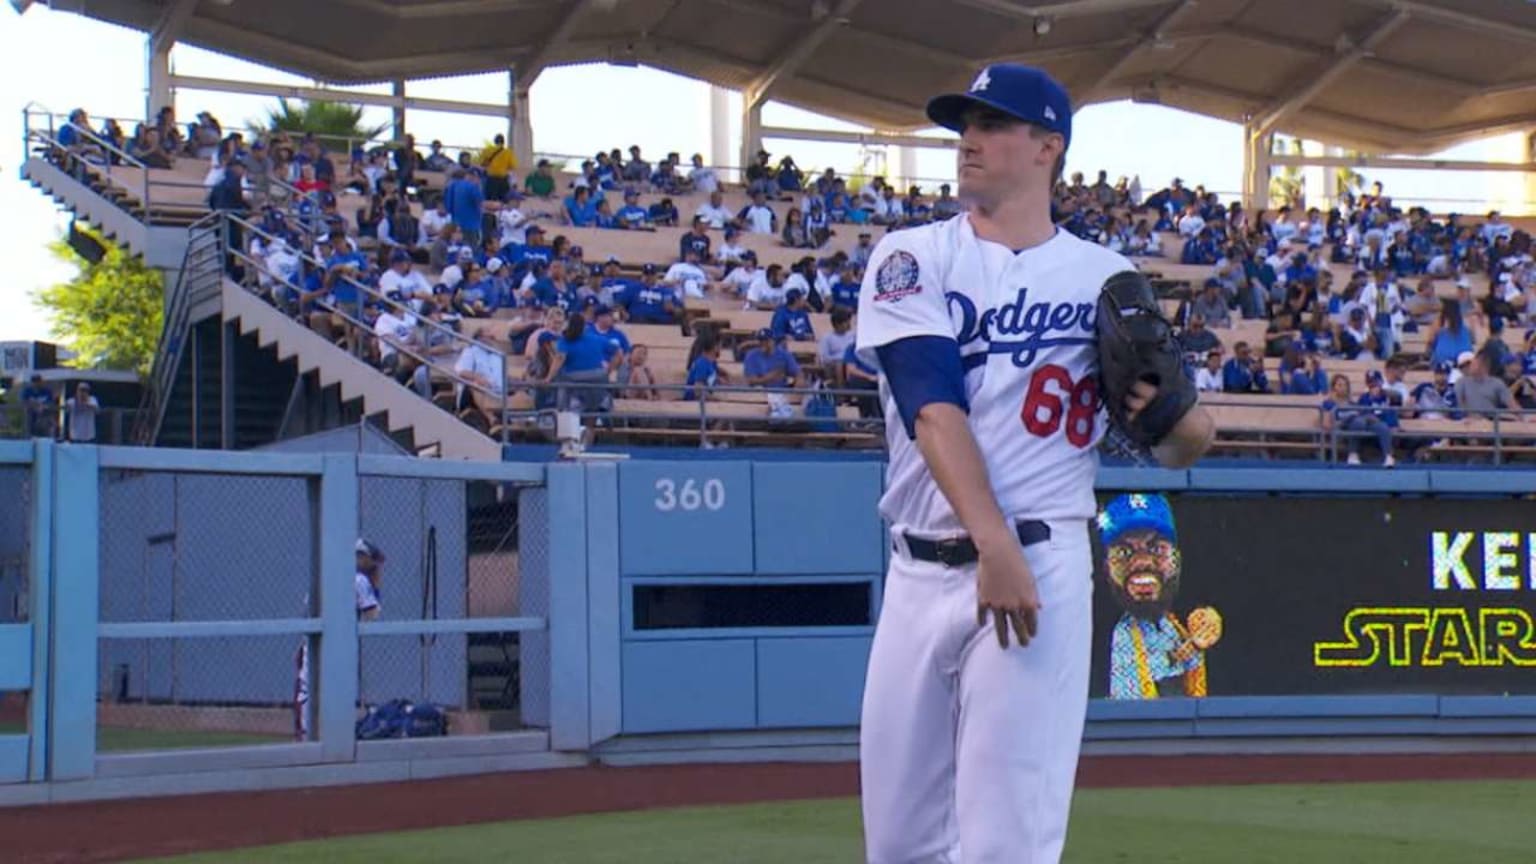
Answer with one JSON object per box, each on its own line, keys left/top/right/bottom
{"left": 1096, "top": 270, "right": 1198, "bottom": 448}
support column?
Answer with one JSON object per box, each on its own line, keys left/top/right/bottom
{"left": 510, "top": 70, "right": 534, "bottom": 175}
{"left": 1241, "top": 123, "right": 1274, "bottom": 213}
{"left": 709, "top": 85, "right": 732, "bottom": 180}
{"left": 146, "top": 35, "right": 174, "bottom": 119}
{"left": 898, "top": 145, "right": 918, "bottom": 193}
{"left": 391, "top": 80, "right": 407, "bottom": 140}
{"left": 740, "top": 101, "right": 763, "bottom": 181}
{"left": 1525, "top": 132, "right": 1536, "bottom": 217}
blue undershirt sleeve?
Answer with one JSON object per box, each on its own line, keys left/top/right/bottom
{"left": 875, "top": 335, "right": 968, "bottom": 440}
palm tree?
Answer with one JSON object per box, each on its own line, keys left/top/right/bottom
{"left": 259, "top": 98, "right": 390, "bottom": 150}
{"left": 1334, "top": 149, "right": 1368, "bottom": 205}
{"left": 1269, "top": 138, "right": 1305, "bottom": 210}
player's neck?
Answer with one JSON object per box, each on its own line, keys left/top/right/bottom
{"left": 967, "top": 194, "right": 1057, "bottom": 253}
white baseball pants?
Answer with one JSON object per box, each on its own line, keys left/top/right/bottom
{"left": 860, "top": 519, "right": 1094, "bottom": 864}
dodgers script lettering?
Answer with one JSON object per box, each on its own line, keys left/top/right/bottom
{"left": 948, "top": 288, "right": 1096, "bottom": 369}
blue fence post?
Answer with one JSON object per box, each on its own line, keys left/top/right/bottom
{"left": 318, "top": 454, "right": 359, "bottom": 763}
{"left": 48, "top": 443, "right": 99, "bottom": 781}
{"left": 27, "top": 439, "right": 53, "bottom": 782}
{"left": 546, "top": 462, "right": 589, "bottom": 751}
{"left": 584, "top": 463, "right": 621, "bottom": 746}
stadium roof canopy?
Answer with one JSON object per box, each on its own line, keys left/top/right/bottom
{"left": 49, "top": 0, "right": 1536, "bottom": 154}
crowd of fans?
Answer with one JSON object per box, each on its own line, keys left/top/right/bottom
{"left": 1068, "top": 173, "right": 1536, "bottom": 464}
{"left": 47, "top": 103, "right": 1536, "bottom": 458}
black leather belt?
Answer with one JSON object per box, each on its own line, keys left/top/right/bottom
{"left": 901, "top": 520, "right": 1052, "bottom": 568}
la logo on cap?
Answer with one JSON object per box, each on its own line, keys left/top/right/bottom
{"left": 970, "top": 68, "right": 992, "bottom": 93}
{"left": 1044, "top": 105, "right": 1057, "bottom": 121}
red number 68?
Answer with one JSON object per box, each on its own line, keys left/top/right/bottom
{"left": 1020, "top": 363, "right": 1097, "bottom": 448}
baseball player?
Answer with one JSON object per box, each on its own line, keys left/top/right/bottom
{"left": 294, "top": 539, "right": 385, "bottom": 741}
{"left": 854, "top": 64, "right": 1216, "bottom": 863}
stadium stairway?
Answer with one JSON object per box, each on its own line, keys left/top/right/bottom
{"left": 212, "top": 279, "right": 501, "bottom": 460}
{"left": 20, "top": 153, "right": 192, "bottom": 270}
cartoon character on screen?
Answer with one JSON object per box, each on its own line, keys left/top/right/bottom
{"left": 1097, "top": 493, "right": 1223, "bottom": 699}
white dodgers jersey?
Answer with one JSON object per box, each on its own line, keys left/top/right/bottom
{"left": 855, "top": 216, "right": 1137, "bottom": 534}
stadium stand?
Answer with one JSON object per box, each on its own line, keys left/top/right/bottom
{"left": 23, "top": 104, "right": 1536, "bottom": 463}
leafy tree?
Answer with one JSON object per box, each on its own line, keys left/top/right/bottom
{"left": 259, "top": 98, "right": 390, "bottom": 148}
{"left": 33, "top": 225, "right": 164, "bottom": 375}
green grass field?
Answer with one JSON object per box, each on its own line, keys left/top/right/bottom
{"left": 1, "top": 722, "right": 283, "bottom": 752}
{"left": 140, "top": 779, "right": 1536, "bottom": 863}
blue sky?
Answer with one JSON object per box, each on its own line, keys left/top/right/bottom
{"left": 0, "top": 4, "right": 1526, "bottom": 345}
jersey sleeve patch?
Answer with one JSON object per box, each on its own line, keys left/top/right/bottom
{"left": 855, "top": 232, "right": 954, "bottom": 373}
{"left": 873, "top": 251, "right": 923, "bottom": 303}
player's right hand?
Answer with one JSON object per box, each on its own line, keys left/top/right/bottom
{"left": 975, "top": 540, "right": 1042, "bottom": 650}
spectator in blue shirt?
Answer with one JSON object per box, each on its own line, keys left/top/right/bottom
{"left": 1221, "top": 342, "right": 1269, "bottom": 393}
{"left": 1412, "top": 361, "right": 1461, "bottom": 420}
{"left": 770, "top": 289, "right": 816, "bottom": 342}
{"left": 19, "top": 374, "right": 55, "bottom": 438}
{"left": 742, "top": 329, "right": 801, "bottom": 389}
{"left": 1322, "top": 374, "right": 1395, "bottom": 466}
{"left": 564, "top": 186, "right": 599, "bottom": 227}
{"left": 679, "top": 217, "right": 712, "bottom": 262}
{"left": 545, "top": 313, "right": 618, "bottom": 414}
{"left": 503, "top": 225, "right": 553, "bottom": 282}
{"left": 684, "top": 337, "right": 729, "bottom": 401}
{"left": 830, "top": 262, "right": 861, "bottom": 311}
{"left": 618, "top": 265, "right": 680, "bottom": 324}
{"left": 588, "top": 304, "right": 631, "bottom": 359}
{"left": 1288, "top": 351, "right": 1328, "bottom": 396}
{"left": 648, "top": 196, "right": 679, "bottom": 227}
{"left": 616, "top": 189, "right": 651, "bottom": 230}
{"left": 593, "top": 197, "right": 617, "bottom": 229}
{"left": 442, "top": 169, "right": 485, "bottom": 249}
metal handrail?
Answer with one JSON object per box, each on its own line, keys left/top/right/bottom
{"left": 1, "top": 403, "right": 141, "bottom": 446}
{"left": 1320, "top": 401, "right": 1536, "bottom": 465}
{"left": 134, "top": 212, "right": 225, "bottom": 445}
{"left": 23, "top": 103, "right": 151, "bottom": 217}
{"left": 221, "top": 213, "right": 517, "bottom": 434}
{"left": 495, "top": 378, "right": 884, "bottom": 447}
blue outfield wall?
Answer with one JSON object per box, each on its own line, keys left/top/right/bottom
{"left": 2, "top": 441, "right": 1535, "bottom": 802}
{"left": 559, "top": 457, "right": 1536, "bottom": 745}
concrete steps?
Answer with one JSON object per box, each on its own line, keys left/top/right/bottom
{"left": 219, "top": 281, "right": 501, "bottom": 461}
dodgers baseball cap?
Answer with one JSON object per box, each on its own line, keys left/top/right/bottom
{"left": 926, "top": 63, "right": 1072, "bottom": 149}
{"left": 356, "top": 538, "right": 385, "bottom": 560}
{"left": 642, "top": 263, "right": 658, "bottom": 275}
{"left": 755, "top": 328, "right": 774, "bottom": 341}
{"left": 1096, "top": 493, "right": 1176, "bottom": 546}
{"left": 1435, "top": 360, "right": 1454, "bottom": 374}
{"left": 1366, "top": 370, "right": 1384, "bottom": 386}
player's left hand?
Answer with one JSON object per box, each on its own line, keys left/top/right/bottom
{"left": 1124, "top": 379, "right": 1157, "bottom": 424}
